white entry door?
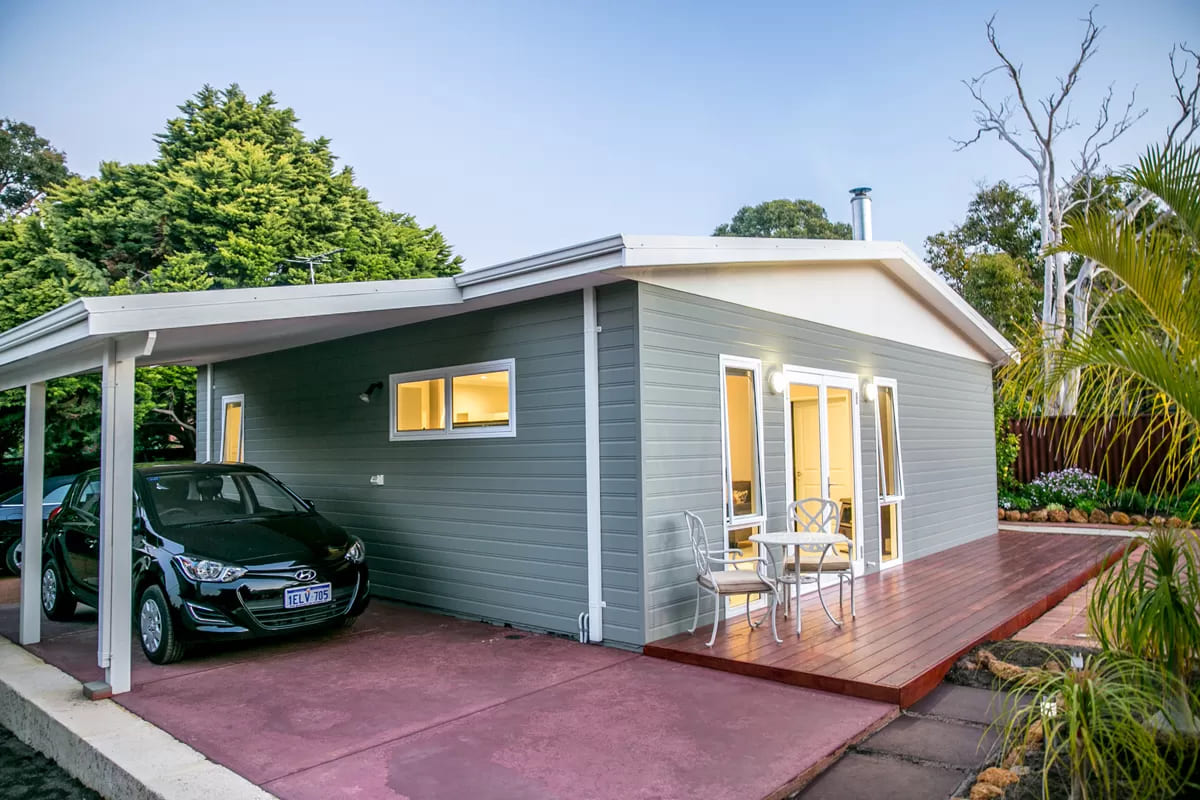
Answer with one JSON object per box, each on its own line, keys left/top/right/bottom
{"left": 783, "top": 369, "right": 864, "bottom": 574}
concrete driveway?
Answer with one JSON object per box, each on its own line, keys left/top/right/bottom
{"left": 0, "top": 580, "right": 894, "bottom": 799}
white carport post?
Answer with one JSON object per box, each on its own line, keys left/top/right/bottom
{"left": 97, "top": 339, "right": 137, "bottom": 695}
{"left": 19, "top": 382, "right": 46, "bottom": 645}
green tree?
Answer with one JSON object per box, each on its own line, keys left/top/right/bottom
{"left": 0, "top": 85, "right": 463, "bottom": 475}
{"left": 713, "top": 198, "right": 851, "bottom": 239}
{"left": 926, "top": 182, "right": 1041, "bottom": 341}
{"left": 0, "top": 119, "right": 71, "bottom": 220}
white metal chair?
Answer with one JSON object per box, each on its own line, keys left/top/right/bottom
{"left": 778, "top": 498, "right": 856, "bottom": 625}
{"left": 684, "top": 510, "right": 781, "bottom": 647}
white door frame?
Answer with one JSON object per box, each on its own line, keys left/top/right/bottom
{"left": 873, "top": 376, "right": 905, "bottom": 569}
{"left": 781, "top": 366, "right": 865, "bottom": 576}
{"left": 718, "top": 354, "right": 768, "bottom": 612}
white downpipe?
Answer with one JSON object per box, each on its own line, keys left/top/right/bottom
{"left": 205, "top": 363, "right": 214, "bottom": 462}
{"left": 19, "top": 382, "right": 45, "bottom": 645}
{"left": 582, "top": 287, "right": 604, "bottom": 642}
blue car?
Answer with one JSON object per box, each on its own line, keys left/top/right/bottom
{"left": 0, "top": 475, "right": 76, "bottom": 574}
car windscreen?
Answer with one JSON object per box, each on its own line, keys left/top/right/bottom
{"left": 144, "top": 471, "right": 309, "bottom": 526}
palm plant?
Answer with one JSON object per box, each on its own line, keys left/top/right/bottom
{"left": 1000, "top": 143, "right": 1199, "bottom": 518}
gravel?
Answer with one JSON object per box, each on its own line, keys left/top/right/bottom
{"left": 0, "top": 724, "right": 100, "bottom": 799}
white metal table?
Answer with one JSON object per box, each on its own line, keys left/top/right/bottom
{"left": 749, "top": 531, "right": 852, "bottom": 635}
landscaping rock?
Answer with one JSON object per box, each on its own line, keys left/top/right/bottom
{"left": 977, "top": 767, "right": 1019, "bottom": 788}
{"left": 1005, "top": 510, "right": 1022, "bottom": 522}
{"left": 1088, "top": 509, "right": 1109, "bottom": 525}
{"left": 969, "top": 782, "right": 1005, "bottom": 800}
{"left": 1029, "top": 509, "right": 1048, "bottom": 522}
{"left": 1068, "top": 508, "right": 1088, "bottom": 523}
{"left": 1151, "top": 515, "right": 1167, "bottom": 527}
{"left": 987, "top": 658, "right": 1027, "bottom": 682}
{"left": 1048, "top": 509, "right": 1069, "bottom": 523}
{"left": 997, "top": 508, "right": 1005, "bottom": 520}
{"left": 1109, "top": 511, "right": 1131, "bottom": 526}
{"left": 1167, "top": 516, "right": 1185, "bottom": 528}
{"left": 1131, "top": 514, "right": 1148, "bottom": 526}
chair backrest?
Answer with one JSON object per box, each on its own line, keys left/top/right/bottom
{"left": 788, "top": 497, "right": 839, "bottom": 533}
{"left": 683, "top": 510, "right": 713, "bottom": 579}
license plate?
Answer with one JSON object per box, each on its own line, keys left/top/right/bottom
{"left": 284, "top": 582, "right": 332, "bottom": 609}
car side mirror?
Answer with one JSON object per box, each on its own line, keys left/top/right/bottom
{"left": 305, "top": 499, "right": 317, "bottom": 511}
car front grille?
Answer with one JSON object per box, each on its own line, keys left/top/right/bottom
{"left": 238, "top": 577, "right": 358, "bottom": 630}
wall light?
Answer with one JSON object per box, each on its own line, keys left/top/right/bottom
{"left": 358, "top": 381, "right": 384, "bottom": 404}
{"left": 862, "top": 379, "right": 878, "bottom": 403}
{"left": 767, "top": 369, "right": 787, "bottom": 395}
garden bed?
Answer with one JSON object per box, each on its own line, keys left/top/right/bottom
{"left": 946, "top": 639, "right": 1199, "bottom": 799}
{"left": 998, "top": 467, "right": 1198, "bottom": 529}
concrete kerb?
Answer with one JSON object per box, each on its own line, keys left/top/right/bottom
{"left": 0, "top": 637, "right": 273, "bottom": 800}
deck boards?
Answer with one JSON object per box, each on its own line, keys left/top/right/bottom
{"left": 643, "top": 531, "right": 1129, "bottom": 707}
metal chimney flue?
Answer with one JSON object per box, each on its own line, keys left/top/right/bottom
{"left": 849, "top": 187, "right": 872, "bottom": 241}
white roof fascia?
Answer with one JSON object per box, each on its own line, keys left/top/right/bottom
{"left": 81, "top": 278, "right": 461, "bottom": 336}
{"left": 618, "top": 235, "right": 1016, "bottom": 365}
{"left": 455, "top": 235, "right": 625, "bottom": 300}
{"left": 0, "top": 300, "right": 92, "bottom": 371}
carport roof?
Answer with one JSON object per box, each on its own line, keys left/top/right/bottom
{"left": 0, "top": 234, "right": 1015, "bottom": 389}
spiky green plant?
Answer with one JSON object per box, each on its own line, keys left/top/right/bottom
{"left": 1089, "top": 528, "right": 1200, "bottom": 679}
{"left": 997, "top": 650, "right": 1197, "bottom": 799}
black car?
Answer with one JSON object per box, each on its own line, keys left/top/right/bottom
{"left": 40, "top": 463, "right": 370, "bottom": 664}
{"left": 0, "top": 475, "right": 76, "bottom": 574}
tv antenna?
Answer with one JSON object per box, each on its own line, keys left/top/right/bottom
{"left": 282, "top": 248, "right": 345, "bottom": 284}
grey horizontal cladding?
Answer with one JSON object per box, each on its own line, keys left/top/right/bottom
{"left": 595, "top": 282, "right": 645, "bottom": 646}
{"left": 207, "top": 290, "right": 595, "bottom": 640}
{"left": 638, "top": 283, "right": 997, "bottom": 643}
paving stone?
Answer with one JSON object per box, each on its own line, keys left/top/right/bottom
{"left": 796, "top": 752, "right": 966, "bottom": 800}
{"left": 908, "top": 683, "right": 1010, "bottom": 726}
{"left": 860, "top": 716, "right": 998, "bottom": 768}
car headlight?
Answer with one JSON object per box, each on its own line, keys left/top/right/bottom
{"left": 174, "top": 555, "right": 247, "bottom": 583}
{"left": 344, "top": 538, "right": 366, "bottom": 564}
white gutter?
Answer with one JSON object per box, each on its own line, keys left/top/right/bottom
{"left": 582, "top": 287, "right": 604, "bottom": 642}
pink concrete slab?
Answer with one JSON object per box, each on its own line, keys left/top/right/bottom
{"left": 265, "top": 657, "right": 895, "bottom": 800}
{"left": 114, "top": 611, "right": 635, "bottom": 784}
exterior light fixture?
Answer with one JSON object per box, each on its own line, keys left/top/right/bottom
{"left": 767, "top": 369, "right": 786, "bottom": 395}
{"left": 358, "top": 381, "right": 384, "bottom": 404}
{"left": 862, "top": 380, "right": 878, "bottom": 403}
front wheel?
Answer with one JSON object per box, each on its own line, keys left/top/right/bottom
{"left": 41, "top": 562, "right": 76, "bottom": 621}
{"left": 137, "top": 585, "right": 185, "bottom": 665}
{"left": 4, "top": 539, "right": 20, "bottom": 575}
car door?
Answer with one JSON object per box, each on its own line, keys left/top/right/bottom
{"left": 58, "top": 474, "right": 101, "bottom": 599}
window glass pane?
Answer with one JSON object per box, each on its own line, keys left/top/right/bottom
{"left": 76, "top": 479, "right": 101, "bottom": 516}
{"left": 451, "top": 370, "right": 510, "bottom": 428}
{"left": 45, "top": 484, "right": 71, "bottom": 504}
{"left": 396, "top": 378, "right": 445, "bottom": 432}
{"left": 222, "top": 401, "right": 243, "bottom": 463}
{"left": 724, "top": 366, "right": 760, "bottom": 518}
{"left": 877, "top": 385, "right": 901, "bottom": 497}
{"left": 727, "top": 525, "right": 762, "bottom": 605}
{"left": 880, "top": 502, "right": 899, "bottom": 562}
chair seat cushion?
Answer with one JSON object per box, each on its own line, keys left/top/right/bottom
{"left": 698, "top": 570, "right": 772, "bottom": 593}
{"left": 784, "top": 556, "right": 852, "bottom": 573}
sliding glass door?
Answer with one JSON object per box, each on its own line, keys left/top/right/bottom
{"left": 784, "top": 370, "right": 863, "bottom": 572}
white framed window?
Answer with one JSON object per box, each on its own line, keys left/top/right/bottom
{"left": 873, "top": 378, "right": 904, "bottom": 502}
{"left": 389, "top": 359, "right": 516, "bottom": 440}
{"left": 221, "top": 394, "right": 245, "bottom": 463}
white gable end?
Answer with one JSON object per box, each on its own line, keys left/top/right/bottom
{"left": 617, "top": 262, "right": 992, "bottom": 363}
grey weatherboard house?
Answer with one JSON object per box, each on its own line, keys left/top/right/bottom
{"left": 190, "top": 232, "right": 1015, "bottom": 650}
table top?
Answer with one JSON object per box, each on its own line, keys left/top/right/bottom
{"left": 749, "top": 531, "right": 851, "bottom": 547}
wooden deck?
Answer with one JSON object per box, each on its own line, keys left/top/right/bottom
{"left": 644, "top": 531, "right": 1129, "bottom": 707}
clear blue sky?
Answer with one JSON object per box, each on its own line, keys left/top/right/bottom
{"left": 1, "top": 0, "right": 1196, "bottom": 268}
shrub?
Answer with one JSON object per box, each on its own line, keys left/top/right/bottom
{"left": 1045, "top": 502, "right": 1065, "bottom": 512}
{"left": 998, "top": 650, "right": 1196, "bottom": 800}
{"left": 999, "top": 486, "right": 1030, "bottom": 511}
{"left": 1076, "top": 498, "right": 1099, "bottom": 515}
{"left": 995, "top": 399, "right": 1021, "bottom": 488}
{"left": 1028, "top": 468, "right": 1104, "bottom": 508}
{"left": 1109, "top": 487, "right": 1148, "bottom": 515}
{"left": 1014, "top": 496, "right": 1032, "bottom": 512}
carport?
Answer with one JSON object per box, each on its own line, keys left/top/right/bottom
{"left": 0, "top": 273, "right": 610, "bottom": 695}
